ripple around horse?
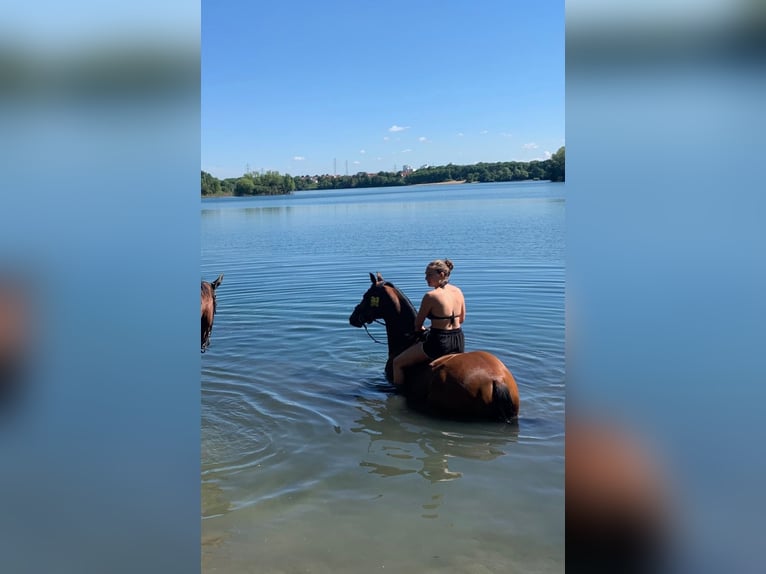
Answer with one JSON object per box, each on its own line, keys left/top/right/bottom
{"left": 201, "top": 274, "right": 223, "bottom": 353}
{"left": 349, "top": 272, "right": 519, "bottom": 423}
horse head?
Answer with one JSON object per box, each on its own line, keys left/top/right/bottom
{"left": 348, "top": 272, "right": 390, "bottom": 328}
{"left": 349, "top": 272, "right": 421, "bottom": 378}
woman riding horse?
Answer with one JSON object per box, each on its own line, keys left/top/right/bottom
{"left": 349, "top": 271, "right": 519, "bottom": 422}
{"left": 392, "top": 259, "right": 465, "bottom": 386}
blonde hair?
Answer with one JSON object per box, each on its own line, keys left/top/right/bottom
{"left": 425, "top": 259, "right": 454, "bottom": 287}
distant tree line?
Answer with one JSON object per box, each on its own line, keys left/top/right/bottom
{"left": 202, "top": 146, "right": 564, "bottom": 196}
{"left": 202, "top": 170, "right": 296, "bottom": 196}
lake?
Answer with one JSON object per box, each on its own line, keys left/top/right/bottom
{"left": 201, "top": 181, "right": 565, "bottom": 573}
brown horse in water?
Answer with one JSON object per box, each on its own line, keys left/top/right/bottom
{"left": 201, "top": 274, "right": 223, "bottom": 353}
{"left": 0, "top": 279, "right": 32, "bottom": 404}
{"left": 349, "top": 272, "right": 519, "bottom": 422}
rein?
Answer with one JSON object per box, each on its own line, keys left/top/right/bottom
{"left": 362, "top": 320, "right": 387, "bottom": 344}
{"left": 362, "top": 319, "right": 428, "bottom": 347}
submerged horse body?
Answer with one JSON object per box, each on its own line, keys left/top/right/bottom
{"left": 201, "top": 274, "right": 223, "bottom": 352}
{"left": 349, "top": 272, "right": 519, "bottom": 422}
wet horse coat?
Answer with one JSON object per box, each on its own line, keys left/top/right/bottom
{"left": 201, "top": 274, "right": 223, "bottom": 352}
{"left": 349, "top": 272, "right": 519, "bottom": 422}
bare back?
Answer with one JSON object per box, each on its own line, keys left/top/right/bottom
{"left": 416, "top": 284, "right": 465, "bottom": 330}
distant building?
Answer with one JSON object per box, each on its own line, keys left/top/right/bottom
{"left": 402, "top": 164, "right": 414, "bottom": 175}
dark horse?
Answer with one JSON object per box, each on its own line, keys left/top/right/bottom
{"left": 201, "top": 274, "right": 223, "bottom": 353}
{"left": 349, "top": 272, "right": 519, "bottom": 422}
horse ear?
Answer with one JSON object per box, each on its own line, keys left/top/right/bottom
{"left": 376, "top": 272, "right": 384, "bottom": 282}
{"left": 369, "top": 272, "right": 376, "bottom": 284}
{"left": 212, "top": 274, "right": 224, "bottom": 289}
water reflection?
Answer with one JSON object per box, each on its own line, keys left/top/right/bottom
{"left": 200, "top": 204, "right": 295, "bottom": 218}
{"left": 243, "top": 206, "right": 293, "bottom": 217}
{"left": 350, "top": 394, "right": 519, "bottom": 484}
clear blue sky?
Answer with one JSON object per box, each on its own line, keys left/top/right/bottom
{"left": 202, "top": 1, "right": 564, "bottom": 179}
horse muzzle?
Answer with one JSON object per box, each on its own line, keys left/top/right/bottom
{"left": 348, "top": 305, "right": 370, "bottom": 328}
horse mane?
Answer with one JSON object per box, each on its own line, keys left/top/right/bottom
{"left": 381, "top": 281, "right": 417, "bottom": 318}
{"left": 201, "top": 282, "right": 217, "bottom": 311}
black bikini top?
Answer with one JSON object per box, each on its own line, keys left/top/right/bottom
{"left": 427, "top": 310, "right": 457, "bottom": 325}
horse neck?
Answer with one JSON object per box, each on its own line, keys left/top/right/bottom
{"left": 382, "top": 285, "right": 417, "bottom": 357}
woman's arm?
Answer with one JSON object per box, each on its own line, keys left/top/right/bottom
{"left": 414, "top": 293, "right": 432, "bottom": 331}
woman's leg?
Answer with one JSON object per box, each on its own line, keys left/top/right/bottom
{"left": 393, "top": 343, "right": 429, "bottom": 386}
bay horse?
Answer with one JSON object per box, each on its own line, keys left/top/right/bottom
{"left": 349, "top": 272, "right": 519, "bottom": 422}
{"left": 201, "top": 274, "right": 223, "bottom": 353}
{"left": 0, "top": 279, "right": 31, "bottom": 405}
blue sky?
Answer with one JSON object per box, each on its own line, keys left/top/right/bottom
{"left": 202, "top": 1, "right": 564, "bottom": 179}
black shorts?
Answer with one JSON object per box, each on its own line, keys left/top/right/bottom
{"left": 423, "top": 327, "right": 464, "bottom": 360}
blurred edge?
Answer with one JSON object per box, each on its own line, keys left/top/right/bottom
{"left": 567, "top": 1, "right": 764, "bottom": 574}
{"left": 567, "top": 2, "right": 766, "bottom": 68}
{"left": 566, "top": 417, "right": 674, "bottom": 574}
{"left": 0, "top": 33, "right": 199, "bottom": 418}
{"left": 0, "top": 39, "right": 198, "bottom": 100}
{"left": 0, "top": 270, "right": 36, "bottom": 413}
{"left": 0, "top": 14, "right": 200, "bottom": 574}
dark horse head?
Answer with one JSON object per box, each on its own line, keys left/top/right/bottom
{"left": 347, "top": 272, "right": 387, "bottom": 328}
{"left": 349, "top": 271, "right": 520, "bottom": 422}
{"left": 349, "top": 272, "right": 420, "bottom": 370}
{"left": 201, "top": 274, "right": 223, "bottom": 353}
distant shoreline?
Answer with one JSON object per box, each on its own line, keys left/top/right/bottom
{"left": 202, "top": 148, "right": 564, "bottom": 196}
{"left": 411, "top": 179, "right": 466, "bottom": 186}
{"left": 200, "top": 179, "right": 565, "bottom": 199}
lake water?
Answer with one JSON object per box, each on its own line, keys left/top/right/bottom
{"left": 201, "top": 181, "right": 565, "bottom": 573}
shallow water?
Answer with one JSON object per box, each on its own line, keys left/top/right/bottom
{"left": 201, "top": 181, "right": 565, "bottom": 573}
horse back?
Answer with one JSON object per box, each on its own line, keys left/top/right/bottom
{"left": 428, "top": 351, "right": 519, "bottom": 420}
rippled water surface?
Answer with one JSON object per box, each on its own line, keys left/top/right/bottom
{"left": 202, "top": 181, "right": 565, "bottom": 573}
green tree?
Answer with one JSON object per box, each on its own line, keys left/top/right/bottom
{"left": 547, "top": 146, "right": 565, "bottom": 182}
{"left": 527, "top": 161, "right": 545, "bottom": 180}
{"left": 201, "top": 170, "right": 222, "bottom": 195}
{"left": 234, "top": 177, "right": 255, "bottom": 196}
